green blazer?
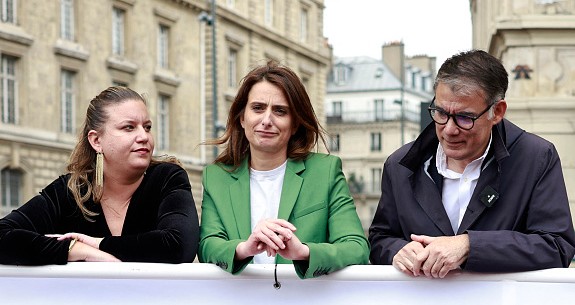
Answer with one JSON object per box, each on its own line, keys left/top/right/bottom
{"left": 199, "top": 153, "right": 369, "bottom": 279}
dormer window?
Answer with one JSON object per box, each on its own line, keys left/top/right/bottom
{"left": 410, "top": 68, "right": 421, "bottom": 89}
{"left": 334, "top": 65, "right": 348, "bottom": 85}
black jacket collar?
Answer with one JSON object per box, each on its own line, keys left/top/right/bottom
{"left": 399, "top": 119, "right": 518, "bottom": 173}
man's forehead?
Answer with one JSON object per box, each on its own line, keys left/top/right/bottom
{"left": 435, "top": 84, "right": 487, "bottom": 106}
{"left": 437, "top": 82, "right": 485, "bottom": 97}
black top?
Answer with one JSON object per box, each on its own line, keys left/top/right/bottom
{"left": 0, "top": 162, "right": 199, "bottom": 265}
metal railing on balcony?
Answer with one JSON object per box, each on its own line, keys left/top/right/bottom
{"left": 326, "top": 108, "right": 420, "bottom": 124}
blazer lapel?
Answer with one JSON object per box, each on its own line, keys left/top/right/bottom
{"left": 457, "top": 160, "right": 500, "bottom": 233}
{"left": 411, "top": 166, "right": 455, "bottom": 236}
{"left": 229, "top": 160, "right": 252, "bottom": 239}
{"left": 458, "top": 127, "right": 507, "bottom": 234}
{"left": 278, "top": 159, "right": 304, "bottom": 220}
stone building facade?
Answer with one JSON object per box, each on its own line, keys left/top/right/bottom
{"left": 0, "top": 0, "right": 330, "bottom": 216}
{"left": 470, "top": 0, "right": 575, "bottom": 215}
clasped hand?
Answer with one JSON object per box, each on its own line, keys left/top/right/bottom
{"left": 46, "top": 232, "right": 120, "bottom": 262}
{"left": 235, "top": 219, "right": 310, "bottom": 261}
{"left": 392, "top": 234, "right": 469, "bottom": 278}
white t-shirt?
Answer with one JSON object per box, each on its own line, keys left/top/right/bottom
{"left": 249, "top": 160, "right": 287, "bottom": 264}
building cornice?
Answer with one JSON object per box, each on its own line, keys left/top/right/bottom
{"left": 506, "top": 97, "right": 575, "bottom": 110}
{"left": 0, "top": 126, "right": 75, "bottom": 151}
{"left": 0, "top": 23, "right": 33, "bottom": 46}
{"left": 488, "top": 15, "right": 575, "bottom": 55}
{"left": 220, "top": 10, "right": 330, "bottom": 65}
{"left": 167, "top": 0, "right": 330, "bottom": 65}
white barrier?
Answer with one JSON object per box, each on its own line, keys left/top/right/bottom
{"left": 1, "top": 263, "right": 575, "bottom": 305}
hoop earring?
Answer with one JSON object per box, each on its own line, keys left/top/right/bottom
{"left": 95, "top": 152, "right": 104, "bottom": 188}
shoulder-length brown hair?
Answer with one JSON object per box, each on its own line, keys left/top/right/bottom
{"left": 209, "top": 60, "right": 327, "bottom": 169}
{"left": 66, "top": 86, "right": 180, "bottom": 220}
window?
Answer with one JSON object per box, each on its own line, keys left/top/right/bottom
{"left": 370, "top": 132, "right": 381, "bottom": 151}
{"left": 264, "top": 0, "right": 274, "bottom": 26}
{"left": 0, "top": 168, "right": 21, "bottom": 217}
{"left": 334, "top": 65, "right": 348, "bottom": 85}
{"left": 371, "top": 167, "right": 382, "bottom": 193}
{"left": 332, "top": 101, "right": 342, "bottom": 118}
{"left": 227, "top": 49, "right": 237, "bottom": 88}
{"left": 300, "top": 8, "right": 308, "bottom": 43}
{"left": 158, "top": 24, "right": 170, "bottom": 69}
{"left": 374, "top": 99, "right": 384, "bottom": 121}
{"left": 60, "top": 70, "right": 76, "bottom": 134}
{"left": 301, "top": 77, "right": 309, "bottom": 91}
{"left": 60, "top": 0, "right": 75, "bottom": 41}
{"left": 112, "top": 81, "right": 128, "bottom": 87}
{"left": 226, "top": 0, "right": 235, "bottom": 8}
{"left": 330, "top": 134, "right": 340, "bottom": 152}
{"left": 1, "top": 54, "right": 17, "bottom": 124}
{"left": 157, "top": 94, "right": 170, "bottom": 150}
{"left": 112, "top": 7, "right": 125, "bottom": 56}
{"left": 1, "top": 0, "right": 16, "bottom": 24}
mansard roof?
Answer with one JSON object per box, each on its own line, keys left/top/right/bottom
{"left": 327, "top": 56, "right": 401, "bottom": 93}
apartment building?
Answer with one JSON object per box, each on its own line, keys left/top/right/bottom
{"left": 325, "top": 42, "right": 435, "bottom": 230}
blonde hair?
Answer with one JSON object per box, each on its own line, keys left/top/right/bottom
{"left": 66, "top": 86, "right": 180, "bottom": 220}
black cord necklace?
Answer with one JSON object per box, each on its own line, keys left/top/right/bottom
{"left": 273, "top": 263, "right": 281, "bottom": 289}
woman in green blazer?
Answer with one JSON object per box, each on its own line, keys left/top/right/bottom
{"left": 199, "top": 61, "right": 369, "bottom": 279}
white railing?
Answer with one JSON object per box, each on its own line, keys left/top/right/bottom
{"left": 1, "top": 263, "right": 575, "bottom": 305}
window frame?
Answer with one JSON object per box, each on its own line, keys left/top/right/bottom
{"left": 0, "top": 167, "right": 21, "bottom": 217}
{"left": 157, "top": 94, "right": 170, "bottom": 151}
{"left": 299, "top": 8, "right": 308, "bottom": 43}
{"left": 374, "top": 99, "right": 384, "bottom": 121}
{"left": 371, "top": 167, "right": 382, "bottom": 193}
{"left": 227, "top": 48, "right": 238, "bottom": 88}
{"left": 112, "top": 6, "right": 126, "bottom": 56}
{"left": 370, "top": 132, "right": 382, "bottom": 152}
{"left": 264, "top": 0, "right": 274, "bottom": 27}
{"left": 0, "top": 0, "right": 16, "bottom": 24}
{"left": 334, "top": 65, "right": 348, "bottom": 84}
{"left": 330, "top": 133, "right": 340, "bottom": 152}
{"left": 60, "top": 69, "right": 76, "bottom": 134}
{"left": 332, "top": 101, "right": 342, "bottom": 118}
{"left": 60, "top": 0, "right": 75, "bottom": 41}
{"left": 157, "top": 23, "right": 170, "bottom": 69}
{"left": 1, "top": 54, "right": 18, "bottom": 124}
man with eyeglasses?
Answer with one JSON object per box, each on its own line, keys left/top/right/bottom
{"left": 369, "top": 50, "right": 575, "bottom": 278}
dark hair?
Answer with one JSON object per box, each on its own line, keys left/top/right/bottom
{"left": 66, "top": 86, "right": 180, "bottom": 220}
{"left": 434, "top": 50, "right": 508, "bottom": 105}
{"left": 209, "top": 60, "right": 327, "bottom": 169}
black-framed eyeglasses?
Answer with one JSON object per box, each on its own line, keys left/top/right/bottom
{"left": 427, "top": 97, "right": 494, "bottom": 130}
